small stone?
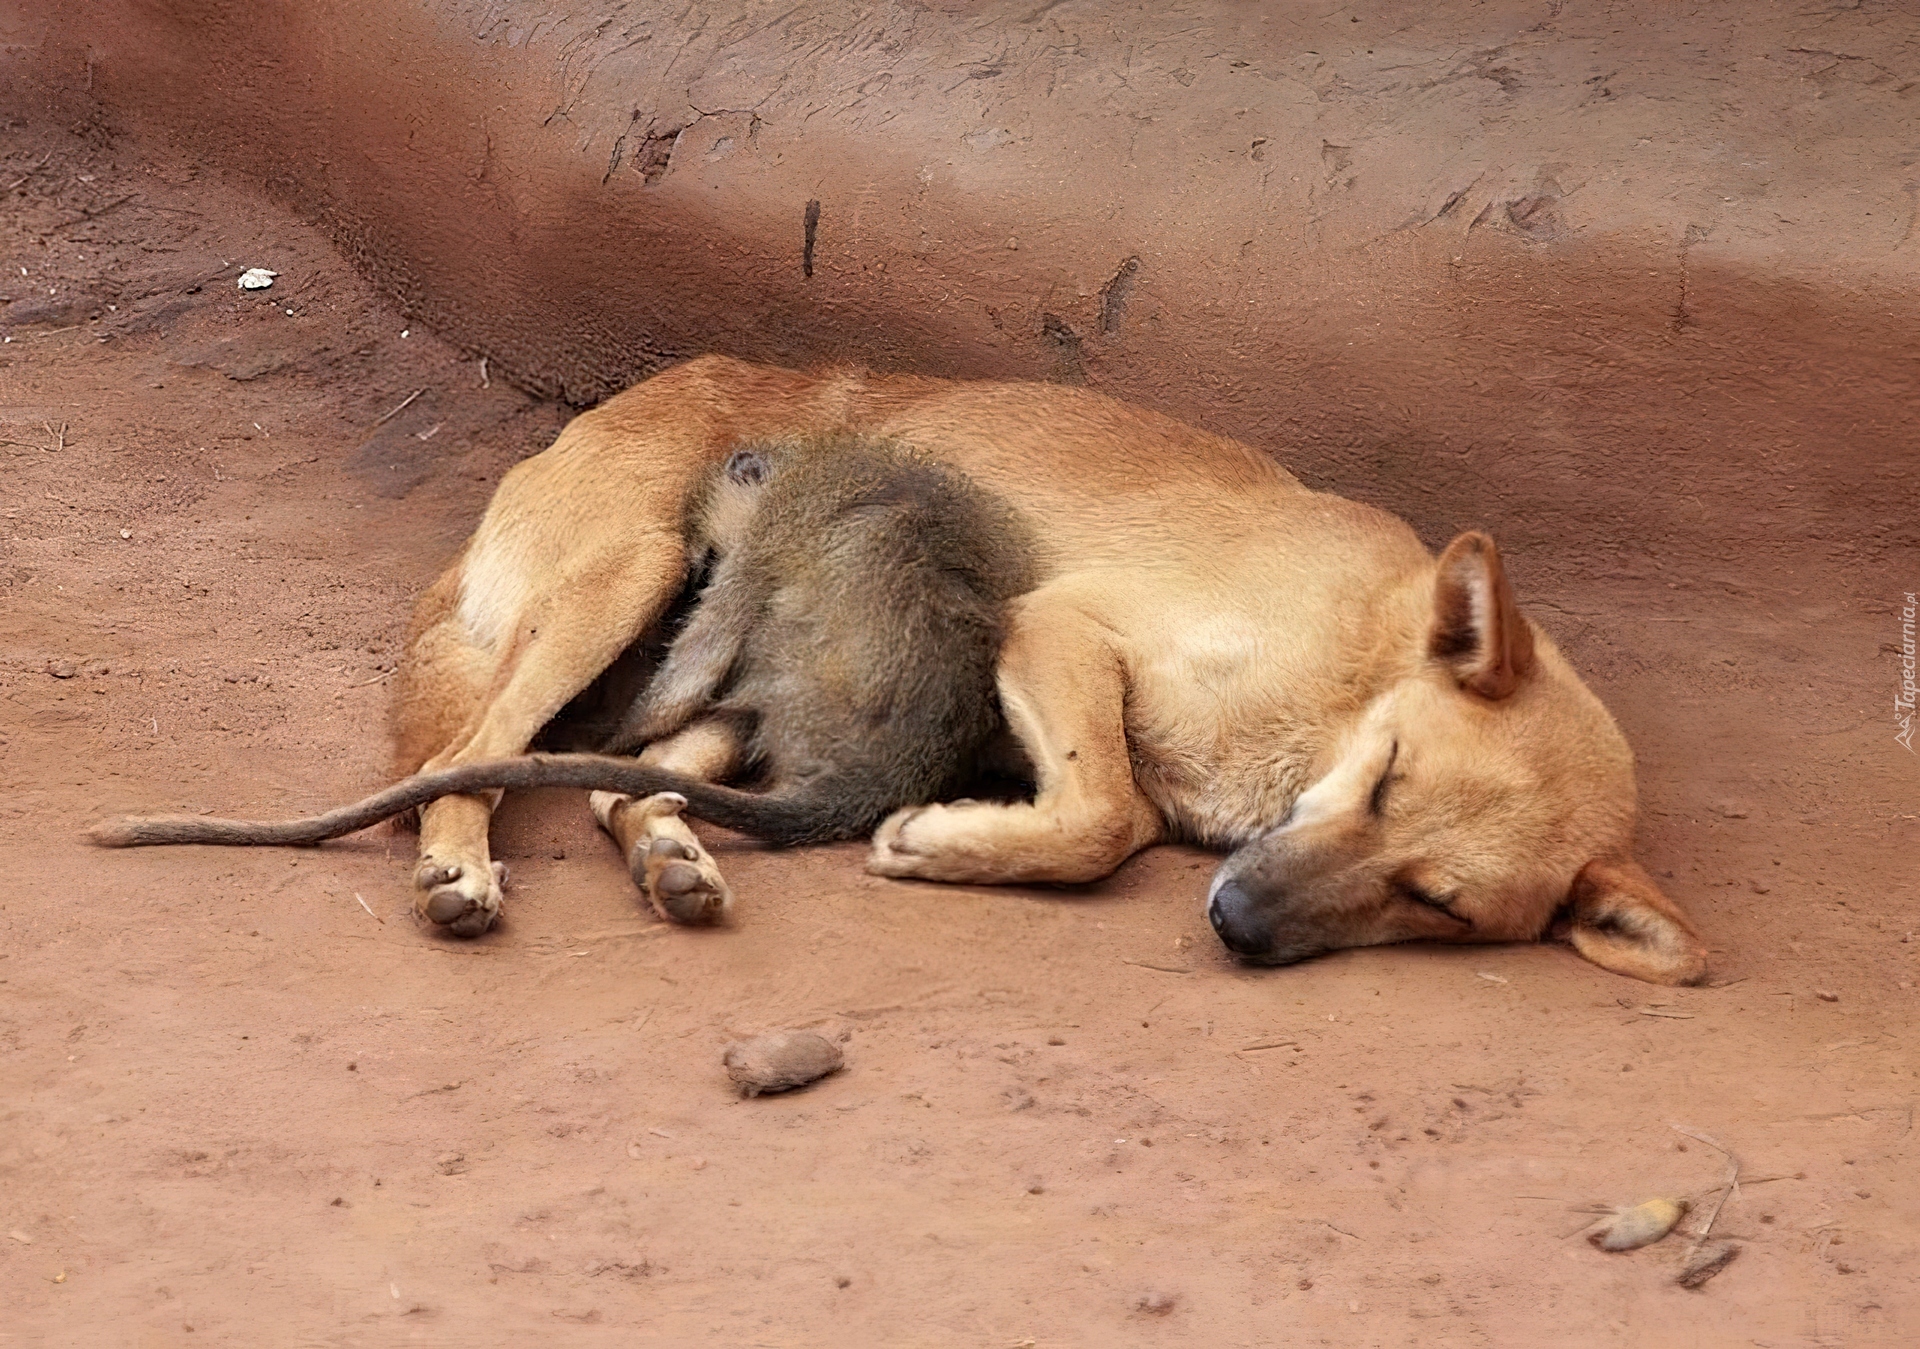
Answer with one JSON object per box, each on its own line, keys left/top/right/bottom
{"left": 435, "top": 1152, "right": 468, "bottom": 1176}
{"left": 45, "top": 659, "right": 75, "bottom": 679}
{"left": 119, "top": 528, "right": 131, "bottom": 540}
{"left": 1816, "top": 990, "right": 1839, "bottom": 1002}
{"left": 722, "top": 1030, "right": 843, "bottom": 1097}
{"left": 1047, "top": 1036, "right": 1065, "bottom": 1046}
{"left": 835, "top": 1275, "right": 851, "bottom": 1288}
{"left": 1588, "top": 1197, "right": 1687, "bottom": 1252}
{"left": 1676, "top": 1240, "right": 1740, "bottom": 1289}
{"left": 1134, "top": 1291, "right": 1177, "bottom": 1316}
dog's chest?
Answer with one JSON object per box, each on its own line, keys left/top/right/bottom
{"left": 1121, "top": 617, "right": 1321, "bottom": 846}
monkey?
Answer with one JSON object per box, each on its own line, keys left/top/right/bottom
{"left": 89, "top": 435, "right": 1040, "bottom": 868}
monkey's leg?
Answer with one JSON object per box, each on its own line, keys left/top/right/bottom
{"left": 606, "top": 568, "right": 759, "bottom": 750}
{"left": 590, "top": 718, "right": 741, "bottom": 924}
{"left": 868, "top": 590, "right": 1165, "bottom": 884}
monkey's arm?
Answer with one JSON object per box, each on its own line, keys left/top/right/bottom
{"left": 606, "top": 568, "right": 759, "bottom": 751}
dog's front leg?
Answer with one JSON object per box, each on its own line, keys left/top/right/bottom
{"left": 869, "top": 590, "right": 1164, "bottom": 885}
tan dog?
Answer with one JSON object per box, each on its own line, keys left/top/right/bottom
{"left": 236, "top": 355, "right": 1707, "bottom": 982}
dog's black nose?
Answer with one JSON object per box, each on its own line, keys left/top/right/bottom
{"left": 1208, "top": 877, "right": 1273, "bottom": 957}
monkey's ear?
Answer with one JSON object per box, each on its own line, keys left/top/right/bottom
{"left": 1429, "top": 532, "right": 1535, "bottom": 700}
{"left": 1555, "top": 858, "right": 1708, "bottom": 986}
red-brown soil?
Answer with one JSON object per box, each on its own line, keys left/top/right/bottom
{"left": 2, "top": 120, "right": 1916, "bottom": 1347}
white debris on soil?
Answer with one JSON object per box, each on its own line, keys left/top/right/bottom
{"left": 1587, "top": 1197, "right": 1688, "bottom": 1252}
{"left": 237, "top": 268, "right": 278, "bottom": 290}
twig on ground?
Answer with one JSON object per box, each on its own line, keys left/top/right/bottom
{"left": 353, "top": 892, "right": 383, "bottom": 924}
{"left": 6, "top": 151, "right": 52, "bottom": 191}
{"left": 1121, "top": 957, "right": 1192, "bottom": 974}
{"left": 374, "top": 388, "right": 426, "bottom": 425}
{"left": 77, "top": 192, "right": 138, "bottom": 221}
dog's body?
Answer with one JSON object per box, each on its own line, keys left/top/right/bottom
{"left": 98, "top": 355, "right": 1707, "bottom": 982}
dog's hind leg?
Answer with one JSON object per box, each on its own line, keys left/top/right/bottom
{"left": 431, "top": 547, "right": 689, "bottom": 933}
{"left": 868, "top": 588, "right": 1165, "bottom": 885}
{"left": 390, "top": 556, "right": 511, "bottom": 933}
{"left": 591, "top": 717, "right": 741, "bottom": 925}
{"left": 390, "top": 355, "right": 887, "bottom": 934}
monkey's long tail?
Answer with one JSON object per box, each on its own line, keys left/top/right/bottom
{"left": 87, "top": 754, "right": 858, "bottom": 850}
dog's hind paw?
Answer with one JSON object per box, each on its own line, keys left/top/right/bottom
{"left": 593, "top": 791, "right": 733, "bottom": 925}
{"left": 413, "top": 858, "right": 505, "bottom": 937}
{"left": 645, "top": 836, "right": 732, "bottom": 925}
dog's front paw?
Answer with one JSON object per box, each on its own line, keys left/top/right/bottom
{"left": 867, "top": 805, "right": 930, "bottom": 876}
{"left": 413, "top": 858, "right": 505, "bottom": 937}
{"left": 869, "top": 803, "right": 1000, "bottom": 880}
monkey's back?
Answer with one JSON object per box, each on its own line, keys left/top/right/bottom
{"left": 718, "top": 441, "right": 1037, "bottom": 828}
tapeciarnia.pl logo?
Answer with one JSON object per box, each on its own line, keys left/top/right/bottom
{"left": 1898, "top": 591, "right": 1917, "bottom": 752}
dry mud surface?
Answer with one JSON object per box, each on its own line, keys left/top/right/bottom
{"left": 2, "top": 122, "right": 1917, "bottom": 1346}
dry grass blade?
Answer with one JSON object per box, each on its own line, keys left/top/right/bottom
{"left": 1669, "top": 1123, "right": 1741, "bottom": 1257}
{"left": 1121, "top": 957, "right": 1192, "bottom": 974}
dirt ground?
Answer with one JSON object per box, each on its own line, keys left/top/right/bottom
{"left": 2, "top": 119, "right": 1916, "bottom": 1347}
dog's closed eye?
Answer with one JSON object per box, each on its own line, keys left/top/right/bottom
{"left": 1368, "top": 739, "right": 1401, "bottom": 817}
{"left": 1396, "top": 878, "right": 1467, "bottom": 925}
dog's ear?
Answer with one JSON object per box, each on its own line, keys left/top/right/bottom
{"left": 1429, "top": 532, "right": 1536, "bottom": 700}
{"left": 1557, "top": 858, "right": 1708, "bottom": 985}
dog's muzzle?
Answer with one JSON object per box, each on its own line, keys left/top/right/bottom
{"left": 1207, "top": 875, "right": 1276, "bottom": 960}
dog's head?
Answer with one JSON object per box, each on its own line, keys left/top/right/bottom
{"left": 1207, "top": 532, "right": 1706, "bottom": 985}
